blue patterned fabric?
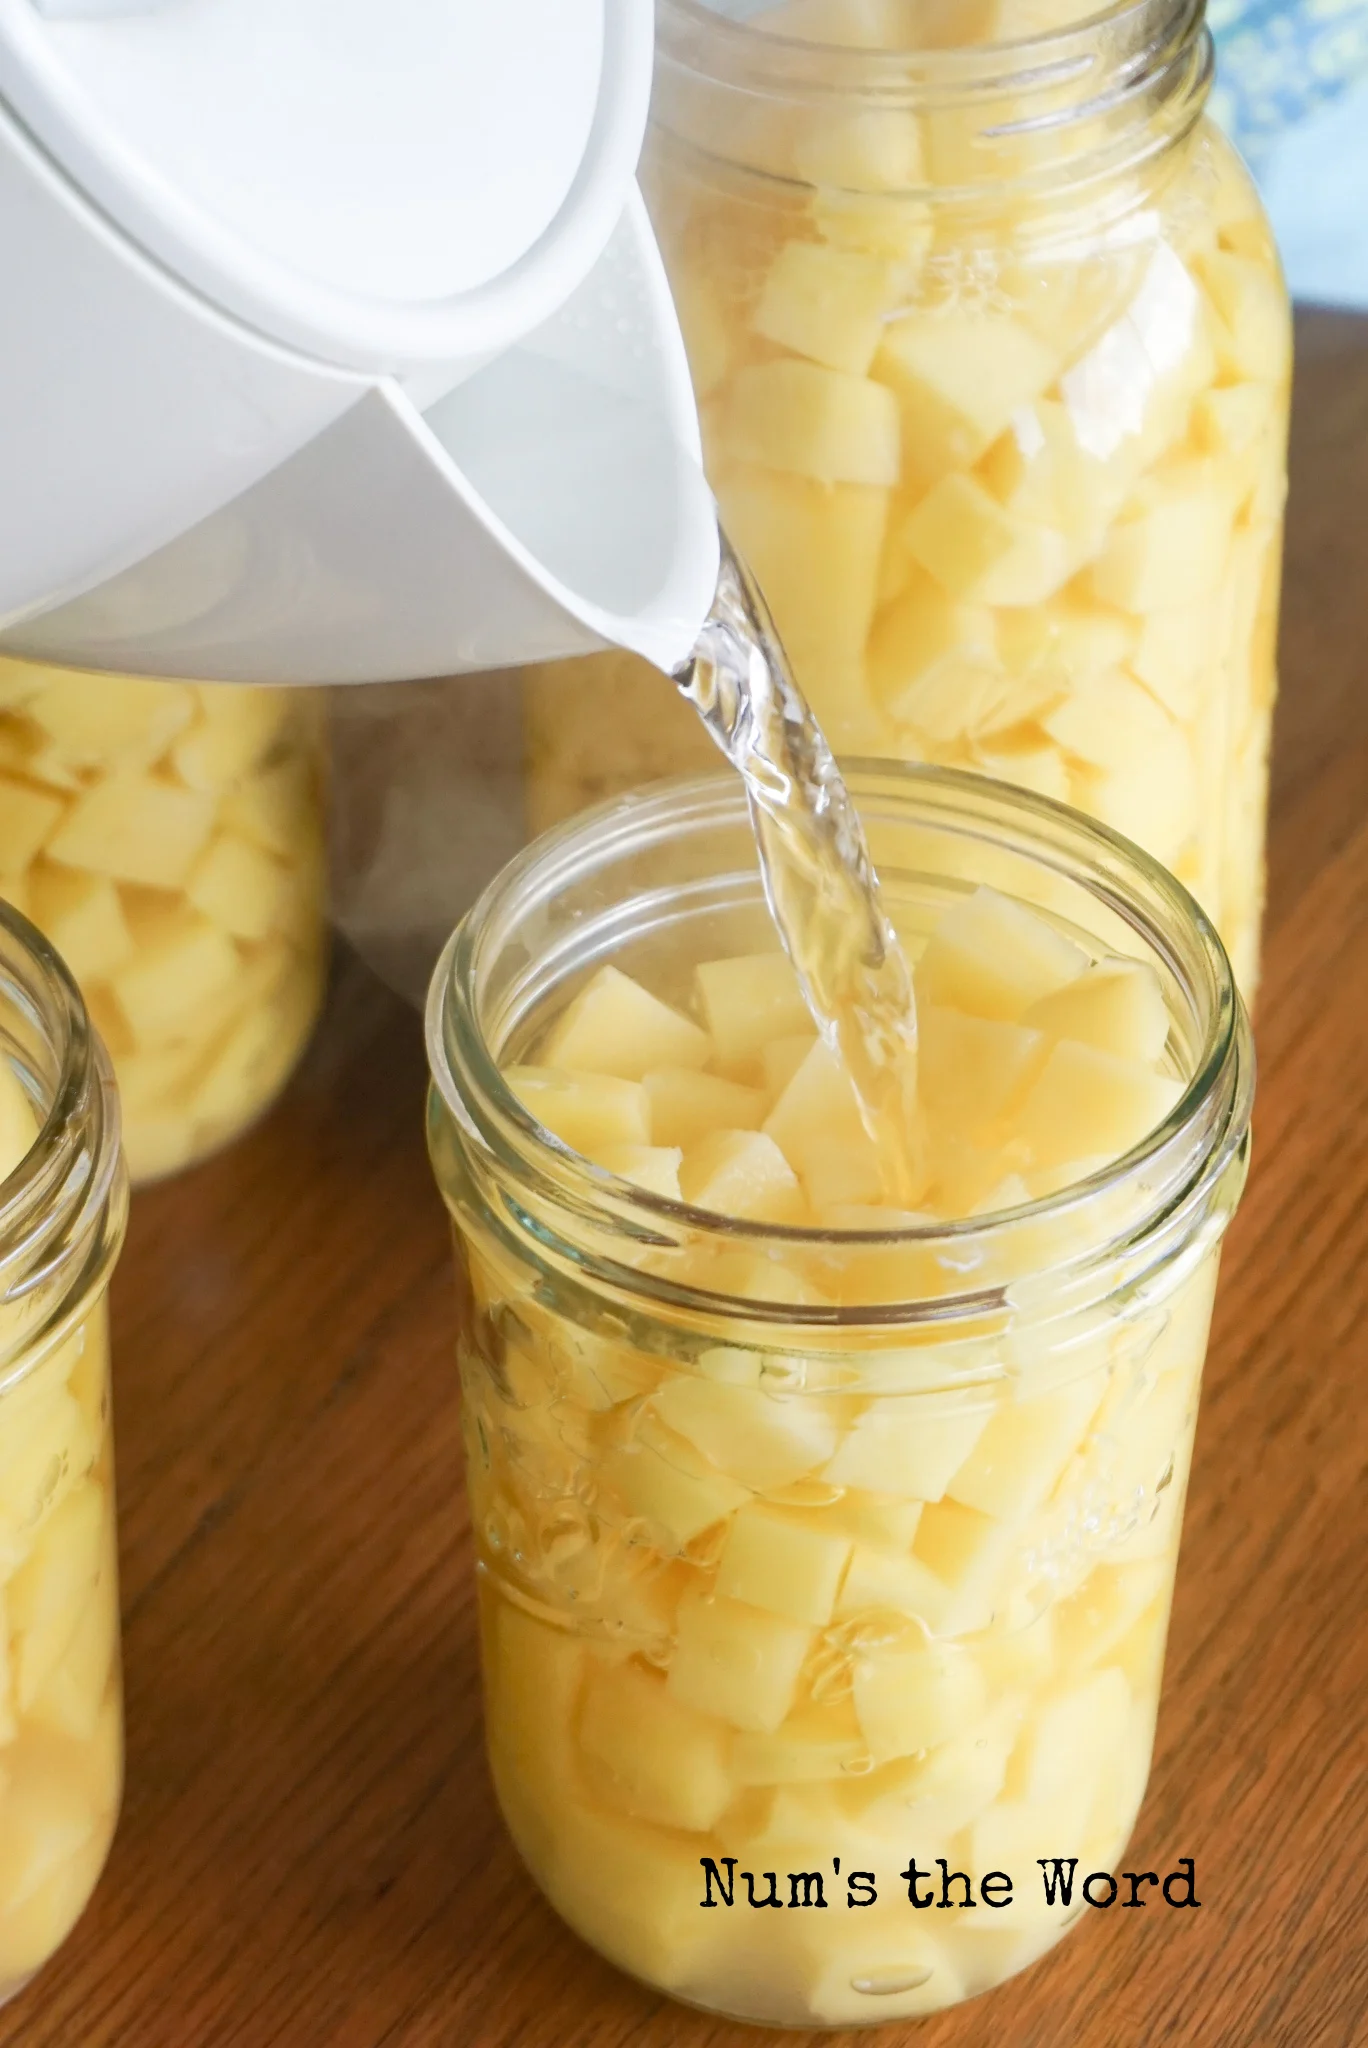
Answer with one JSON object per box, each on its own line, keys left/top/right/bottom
{"left": 1210, "top": 0, "right": 1368, "bottom": 304}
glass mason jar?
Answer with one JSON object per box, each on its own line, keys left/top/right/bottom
{"left": 0, "top": 902, "right": 128, "bottom": 2005}
{"left": 523, "top": 0, "right": 1290, "bottom": 998}
{"left": 0, "top": 660, "right": 328, "bottom": 1184}
{"left": 426, "top": 764, "right": 1252, "bottom": 2028}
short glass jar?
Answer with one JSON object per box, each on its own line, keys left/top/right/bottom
{"left": 524, "top": 0, "right": 1290, "bottom": 997}
{"left": 0, "top": 660, "right": 328, "bottom": 1183}
{"left": 427, "top": 763, "right": 1252, "bottom": 2027}
{"left": 0, "top": 902, "right": 128, "bottom": 2005}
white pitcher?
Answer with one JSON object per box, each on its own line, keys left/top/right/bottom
{"left": 0, "top": 0, "right": 719, "bottom": 683}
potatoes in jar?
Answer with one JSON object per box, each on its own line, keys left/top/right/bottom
{"left": 0, "top": 664, "right": 327, "bottom": 1183}
{"left": 452, "top": 898, "right": 1215, "bottom": 2025}
{"left": 525, "top": 9, "right": 1289, "bottom": 998}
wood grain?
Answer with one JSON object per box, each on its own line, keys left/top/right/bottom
{"left": 2, "top": 309, "right": 1366, "bottom": 2048}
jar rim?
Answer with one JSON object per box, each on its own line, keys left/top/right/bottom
{"left": 0, "top": 899, "right": 126, "bottom": 1384}
{"left": 428, "top": 763, "right": 1251, "bottom": 1330}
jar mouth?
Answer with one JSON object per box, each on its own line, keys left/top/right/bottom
{"left": 653, "top": 0, "right": 1211, "bottom": 202}
{"left": 427, "top": 763, "right": 1251, "bottom": 1329}
{"left": 0, "top": 900, "right": 126, "bottom": 1386}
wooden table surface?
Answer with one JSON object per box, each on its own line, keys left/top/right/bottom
{"left": 3, "top": 311, "right": 1366, "bottom": 2048}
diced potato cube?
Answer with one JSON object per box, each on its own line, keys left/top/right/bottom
{"left": 912, "top": 1496, "right": 1021, "bottom": 1633}
{"left": 602, "top": 1418, "right": 751, "bottom": 1546}
{"left": 1196, "top": 250, "right": 1292, "bottom": 386}
{"left": 754, "top": 239, "right": 895, "bottom": 374}
{"left": 541, "top": 1800, "right": 727, "bottom": 1994}
{"left": 814, "top": 188, "right": 933, "bottom": 269}
{"left": 946, "top": 1378, "right": 1105, "bottom": 1520}
{"left": 971, "top": 738, "right": 1071, "bottom": 804}
{"left": 597, "top": 1145, "right": 683, "bottom": 1199}
{"left": 644, "top": 1067, "right": 765, "bottom": 1149}
{"left": 652, "top": 1375, "right": 838, "bottom": 1493}
{"left": 997, "top": 601, "right": 1135, "bottom": 688}
{"left": 761, "top": 1032, "right": 819, "bottom": 1102}
{"left": 7, "top": 1483, "right": 106, "bottom": 1711}
{"left": 679, "top": 1128, "right": 807, "bottom": 1225}
{"left": 25, "top": 673, "right": 194, "bottom": 771}
{"left": 486, "top": 1598, "right": 585, "bottom": 1817}
{"left": 0, "top": 777, "right": 64, "bottom": 875}
{"left": 1044, "top": 666, "right": 1183, "bottom": 777}
{"left": 27, "top": 863, "right": 134, "bottom": 985}
{"left": 1023, "top": 957, "right": 1169, "bottom": 1064}
{"left": 919, "top": 1006, "right": 1049, "bottom": 1146}
{"left": 579, "top": 1659, "right": 733, "bottom": 1831}
{"left": 1059, "top": 244, "right": 1215, "bottom": 472}
{"left": 1129, "top": 600, "right": 1218, "bottom": 721}
{"left": 25, "top": 1577, "right": 118, "bottom": 1743}
{"left": 172, "top": 684, "right": 294, "bottom": 792}
{"left": 0, "top": 1387, "right": 93, "bottom": 1576}
{"left": 46, "top": 776, "right": 216, "bottom": 889}
{"left": 852, "top": 1640, "right": 988, "bottom": 1762}
{"left": 720, "top": 360, "right": 902, "bottom": 485}
{"left": 903, "top": 472, "right": 1073, "bottom": 606}
{"left": 824, "top": 1395, "right": 990, "bottom": 1501}
{"left": 0, "top": 1747, "right": 97, "bottom": 1914}
{"left": 716, "top": 1504, "right": 852, "bottom": 1623}
{"left": 875, "top": 309, "right": 1060, "bottom": 485}
{"left": 828, "top": 1490, "right": 923, "bottom": 1552}
{"left": 982, "top": 399, "right": 1127, "bottom": 558}
{"left": 764, "top": 1039, "right": 883, "bottom": 1206}
{"left": 1054, "top": 1560, "right": 1170, "bottom": 1676}
{"left": 543, "top": 965, "right": 711, "bottom": 1080}
{"left": 184, "top": 832, "right": 292, "bottom": 943}
{"left": 1090, "top": 462, "right": 1233, "bottom": 612}
{"left": 835, "top": 1542, "right": 951, "bottom": 1632}
{"left": 1013, "top": 1039, "right": 1184, "bottom": 1171}
{"left": 1014, "top": 1666, "right": 1133, "bottom": 1836}
{"left": 672, "top": 268, "right": 736, "bottom": 401}
{"left": 696, "top": 953, "right": 812, "bottom": 1068}
{"left": 108, "top": 908, "right": 240, "bottom": 1047}
{"left": 1074, "top": 730, "right": 1198, "bottom": 869}
{"left": 668, "top": 1588, "right": 813, "bottom": 1734}
{"left": 504, "top": 1065, "right": 651, "bottom": 1163}
{"left": 720, "top": 465, "right": 891, "bottom": 684}
{"left": 915, "top": 887, "right": 1089, "bottom": 1023}
{"left": 968, "top": 1799, "right": 1081, "bottom": 1922}
{"left": 219, "top": 755, "right": 316, "bottom": 857}
{"left": 732, "top": 1697, "right": 866, "bottom": 1784}
{"left": 868, "top": 568, "right": 1000, "bottom": 734}
{"left": 793, "top": 107, "right": 923, "bottom": 191}
{"left": 856, "top": 1702, "right": 1016, "bottom": 1841}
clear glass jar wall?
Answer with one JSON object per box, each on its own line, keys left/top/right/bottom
{"left": 524, "top": 0, "right": 1290, "bottom": 997}
{"left": 0, "top": 661, "right": 328, "bottom": 1183}
{"left": 427, "top": 766, "right": 1252, "bottom": 2027}
{"left": 0, "top": 903, "right": 128, "bottom": 2004}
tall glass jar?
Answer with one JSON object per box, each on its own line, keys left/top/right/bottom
{"left": 524, "top": 0, "right": 1290, "bottom": 997}
{"left": 0, "top": 660, "right": 328, "bottom": 1183}
{"left": 0, "top": 902, "right": 128, "bottom": 2005}
{"left": 427, "top": 765, "right": 1252, "bottom": 2027}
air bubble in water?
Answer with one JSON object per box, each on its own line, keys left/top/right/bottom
{"left": 849, "top": 1964, "right": 934, "bottom": 1997}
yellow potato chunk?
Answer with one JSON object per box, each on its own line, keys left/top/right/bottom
{"left": 868, "top": 568, "right": 999, "bottom": 734}
{"left": 1014, "top": 1039, "right": 1184, "bottom": 1171}
{"left": 679, "top": 1128, "right": 807, "bottom": 1225}
{"left": 874, "top": 309, "right": 1060, "bottom": 485}
{"left": 824, "top": 1395, "right": 990, "bottom": 1501}
{"left": 0, "top": 777, "right": 64, "bottom": 875}
{"left": 184, "top": 832, "right": 292, "bottom": 943}
{"left": 753, "top": 240, "right": 895, "bottom": 374}
{"left": 835, "top": 1542, "right": 952, "bottom": 1633}
{"left": 1023, "top": 957, "right": 1169, "bottom": 1064}
{"left": 720, "top": 360, "right": 902, "bottom": 486}
{"left": 920, "top": 1006, "right": 1048, "bottom": 1145}
{"left": 1090, "top": 461, "right": 1234, "bottom": 612}
{"left": 486, "top": 1599, "right": 585, "bottom": 1818}
{"left": 172, "top": 684, "right": 293, "bottom": 791}
{"left": 982, "top": 399, "right": 1127, "bottom": 560}
{"left": 716, "top": 1504, "right": 852, "bottom": 1623}
{"left": 541, "top": 1800, "right": 727, "bottom": 1994}
{"left": 602, "top": 1418, "right": 751, "bottom": 1546}
{"left": 7, "top": 1483, "right": 106, "bottom": 1711}
{"left": 912, "top": 1497, "right": 1022, "bottom": 1633}
{"left": 652, "top": 1373, "right": 838, "bottom": 1492}
{"left": 543, "top": 965, "right": 711, "bottom": 1080}
{"left": 720, "top": 464, "right": 891, "bottom": 682}
{"left": 25, "top": 673, "right": 194, "bottom": 771}
{"left": 0, "top": 1060, "right": 38, "bottom": 1183}
{"left": 504, "top": 1065, "right": 651, "bottom": 1162}
{"left": 903, "top": 472, "right": 1073, "bottom": 606}
{"left": 580, "top": 1659, "right": 732, "bottom": 1831}
{"left": 1196, "top": 249, "right": 1292, "bottom": 386}
{"left": 668, "top": 1588, "right": 813, "bottom": 1733}
{"left": 27, "top": 864, "right": 134, "bottom": 985}
{"left": 1015, "top": 1666, "right": 1133, "bottom": 1836}
{"left": 644, "top": 1067, "right": 765, "bottom": 1149}
{"left": 46, "top": 775, "right": 216, "bottom": 890}
{"left": 915, "top": 887, "right": 1089, "bottom": 1023}
{"left": 792, "top": 106, "right": 924, "bottom": 191}
{"left": 695, "top": 953, "right": 812, "bottom": 1067}
{"left": 856, "top": 1703, "right": 1016, "bottom": 1841}
{"left": 597, "top": 1145, "right": 683, "bottom": 1199}
{"left": 732, "top": 1697, "right": 866, "bottom": 1785}
{"left": 108, "top": 907, "right": 240, "bottom": 1048}
{"left": 764, "top": 1039, "right": 883, "bottom": 1206}
{"left": 852, "top": 1640, "right": 988, "bottom": 1762}
{"left": 25, "top": 1576, "right": 118, "bottom": 1744}
{"left": 0, "top": 1747, "right": 97, "bottom": 1916}
{"left": 220, "top": 755, "right": 316, "bottom": 857}
{"left": 946, "top": 1379, "right": 1104, "bottom": 1520}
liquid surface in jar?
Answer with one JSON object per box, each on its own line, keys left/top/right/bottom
{"left": 467, "top": 896, "right": 1205, "bottom": 2025}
